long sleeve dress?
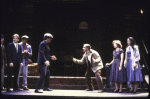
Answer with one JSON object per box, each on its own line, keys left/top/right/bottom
{"left": 124, "top": 45, "right": 143, "bottom": 82}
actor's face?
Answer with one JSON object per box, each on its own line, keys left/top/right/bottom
{"left": 113, "top": 43, "right": 117, "bottom": 48}
{"left": 22, "top": 39, "right": 27, "bottom": 44}
{"left": 1, "top": 38, "right": 4, "bottom": 44}
{"left": 127, "top": 39, "right": 131, "bottom": 46}
{"left": 82, "top": 46, "right": 88, "bottom": 52}
{"left": 47, "top": 38, "right": 52, "bottom": 43}
{"left": 13, "top": 36, "right": 19, "bottom": 43}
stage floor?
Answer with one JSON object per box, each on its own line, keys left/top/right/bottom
{"left": 1, "top": 89, "right": 149, "bottom": 98}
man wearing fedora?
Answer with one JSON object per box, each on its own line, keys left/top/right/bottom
{"left": 1, "top": 34, "right": 7, "bottom": 91}
{"left": 17, "top": 35, "right": 32, "bottom": 90}
{"left": 73, "top": 44, "right": 104, "bottom": 93}
{"left": 35, "top": 33, "right": 57, "bottom": 93}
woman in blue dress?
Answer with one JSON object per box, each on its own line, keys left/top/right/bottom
{"left": 124, "top": 37, "right": 143, "bottom": 93}
{"left": 106, "top": 40, "right": 126, "bottom": 93}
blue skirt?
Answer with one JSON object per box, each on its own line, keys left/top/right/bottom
{"left": 126, "top": 59, "right": 143, "bottom": 82}
{"left": 109, "top": 59, "right": 126, "bottom": 83}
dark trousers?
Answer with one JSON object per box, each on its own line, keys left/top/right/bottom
{"left": 105, "top": 65, "right": 111, "bottom": 88}
{"left": 85, "top": 69, "right": 103, "bottom": 90}
{"left": 7, "top": 63, "right": 20, "bottom": 89}
{"left": 36, "top": 65, "right": 50, "bottom": 89}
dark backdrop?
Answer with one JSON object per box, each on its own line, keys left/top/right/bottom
{"left": 1, "top": 0, "right": 149, "bottom": 76}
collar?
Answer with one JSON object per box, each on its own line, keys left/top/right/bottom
{"left": 86, "top": 49, "right": 93, "bottom": 56}
{"left": 13, "top": 41, "right": 18, "bottom": 45}
{"left": 19, "top": 42, "right": 29, "bottom": 46}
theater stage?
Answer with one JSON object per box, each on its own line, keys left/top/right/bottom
{"left": 1, "top": 89, "right": 149, "bottom": 98}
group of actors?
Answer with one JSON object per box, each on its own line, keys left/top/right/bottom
{"left": 1, "top": 33, "right": 143, "bottom": 93}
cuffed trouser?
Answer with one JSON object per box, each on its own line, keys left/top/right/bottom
{"left": 17, "top": 59, "right": 28, "bottom": 88}
{"left": 85, "top": 69, "right": 103, "bottom": 90}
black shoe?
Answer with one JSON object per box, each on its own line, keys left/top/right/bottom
{"left": 85, "top": 88, "right": 94, "bottom": 91}
{"left": 7, "top": 88, "right": 12, "bottom": 92}
{"left": 13, "top": 88, "right": 22, "bottom": 91}
{"left": 133, "top": 91, "right": 137, "bottom": 93}
{"left": 23, "top": 87, "right": 29, "bottom": 90}
{"left": 35, "top": 89, "right": 43, "bottom": 93}
{"left": 43, "top": 88, "right": 53, "bottom": 91}
{"left": 130, "top": 89, "right": 134, "bottom": 93}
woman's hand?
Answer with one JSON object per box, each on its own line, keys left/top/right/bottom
{"left": 119, "top": 66, "right": 122, "bottom": 71}
{"left": 106, "top": 63, "right": 111, "bottom": 66}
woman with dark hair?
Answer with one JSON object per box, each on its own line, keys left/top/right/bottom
{"left": 124, "top": 37, "right": 143, "bottom": 93}
{"left": 106, "top": 40, "right": 126, "bottom": 93}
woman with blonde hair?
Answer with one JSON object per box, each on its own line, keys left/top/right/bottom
{"left": 106, "top": 40, "right": 126, "bottom": 93}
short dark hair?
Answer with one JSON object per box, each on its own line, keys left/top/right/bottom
{"left": 86, "top": 46, "right": 91, "bottom": 50}
{"left": 43, "top": 36, "right": 52, "bottom": 40}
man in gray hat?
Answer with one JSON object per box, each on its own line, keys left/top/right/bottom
{"left": 35, "top": 33, "right": 57, "bottom": 93}
{"left": 1, "top": 34, "right": 7, "bottom": 91}
{"left": 17, "top": 35, "right": 32, "bottom": 90}
{"left": 73, "top": 44, "right": 104, "bottom": 93}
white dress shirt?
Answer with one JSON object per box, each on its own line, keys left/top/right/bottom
{"left": 87, "top": 53, "right": 92, "bottom": 63}
{"left": 13, "top": 41, "right": 18, "bottom": 52}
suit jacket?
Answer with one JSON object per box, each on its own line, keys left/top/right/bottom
{"left": 19, "top": 42, "right": 32, "bottom": 66}
{"left": 37, "top": 40, "right": 51, "bottom": 65}
{"left": 76, "top": 49, "right": 103, "bottom": 73}
{"left": 7, "top": 42, "right": 23, "bottom": 66}
{"left": 1, "top": 44, "right": 7, "bottom": 67}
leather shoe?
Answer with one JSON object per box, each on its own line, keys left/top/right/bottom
{"left": 43, "top": 88, "right": 53, "bottom": 91}
{"left": 7, "top": 88, "right": 12, "bottom": 92}
{"left": 35, "top": 89, "right": 43, "bottom": 93}
{"left": 23, "top": 87, "right": 29, "bottom": 90}
{"left": 85, "top": 88, "right": 94, "bottom": 91}
{"left": 13, "top": 88, "right": 22, "bottom": 91}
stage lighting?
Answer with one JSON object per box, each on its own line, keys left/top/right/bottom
{"left": 140, "top": 9, "right": 143, "bottom": 14}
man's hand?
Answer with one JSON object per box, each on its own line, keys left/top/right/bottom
{"left": 45, "top": 61, "right": 50, "bottom": 66}
{"left": 73, "top": 58, "right": 77, "bottom": 64}
{"left": 23, "top": 49, "right": 29, "bottom": 54}
{"left": 5, "top": 64, "right": 7, "bottom": 67}
{"left": 20, "top": 63, "right": 23, "bottom": 67}
{"left": 92, "top": 57, "right": 95, "bottom": 63}
{"left": 51, "top": 55, "right": 57, "bottom": 61}
{"left": 9, "top": 63, "right": 13, "bottom": 67}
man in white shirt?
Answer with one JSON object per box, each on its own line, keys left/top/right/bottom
{"left": 73, "top": 44, "right": 104, "bottom": 93}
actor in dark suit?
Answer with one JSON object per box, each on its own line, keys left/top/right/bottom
{"left": 35, "top": 33, "right": 57, "bottom": 93}
{"left": 1, "top": 34, "right": 7, "bottom": 91}
{"left": 6, "top": 34, "right": 23, "bottom": 92}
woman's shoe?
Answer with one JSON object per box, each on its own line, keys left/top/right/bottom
{"left": 119, "top": 90, "right": 122, "bottom": 93}
{"left": 114, "top": 89, "right": 119, "bottom": 93}
{"left": 130, "top": 89, "right": 134, "bottom": 93}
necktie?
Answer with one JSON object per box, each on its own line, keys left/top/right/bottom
{"left": 15, "top": 44, "right": 18, "bottom": 52}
